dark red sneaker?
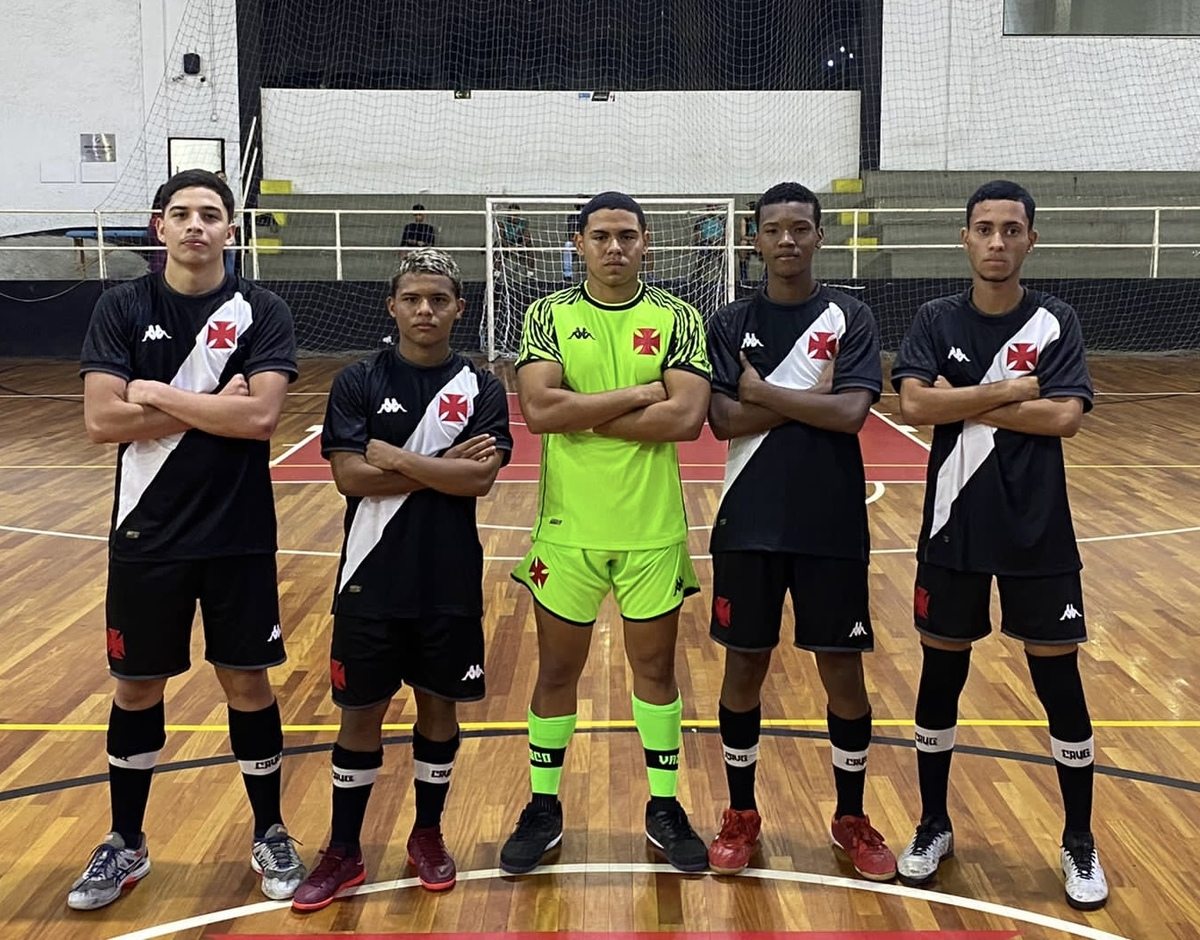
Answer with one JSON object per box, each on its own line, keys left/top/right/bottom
{"left": 407, "top": 826, "right": 456, "bottom": 891}
{"left": 708, "top": 808, "right": 762, "bottom": 875}
{"left": 291, "top": 846, "right": 366, "bottom": 912}
{"left": 831, "top": 814, "right": 897, "bottom": 882}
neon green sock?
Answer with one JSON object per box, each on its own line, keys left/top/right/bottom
{"left": 632, "top": 693, "right": 682, "bottom": 798}
{"left": 528, "top": 709, "right": 577, "bottom": 796}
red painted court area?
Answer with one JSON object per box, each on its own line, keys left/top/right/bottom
{"left": 271, "top": 398, "right": 928, "bottom": 485}
{"left": 213, "top": 933, "right": 1019, "bottom": 939}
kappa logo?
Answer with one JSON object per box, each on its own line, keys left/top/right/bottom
{"left": 849, "top": 621, "right": 868, "bottom": 638}
{"left": 569, "top": 326, "right": 594, "bottom": 340}
{"left": 377, "top": 398, "right": 407, "bottom": 414}
{"left": 142, "top": 324, "right": 172, "bottom": 342}
{"left": 741, "top": 332, "right": 764, "bottom": 349}
{"left": 947, "top": 346, "right": 971, "bottom": 363}
{"left": 461, "top": 663, "right": 484, "bottom": 681}
{"left": 673, "top": 576, "right": 684, "bottom": 594}
{"left": 267, "top": 623, "right": 282, "bottom": 642}
{"left": 1060, "top": 604, "right": 1082, "bottom": 621}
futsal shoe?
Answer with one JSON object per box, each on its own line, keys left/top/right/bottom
{"left": 499, "top": 797, "right": 563, "bottom": 874}
{"left": 67, "top": 832, "right": 151, "bottom": 911}
{"left": 251, "top": 823, "right": 307, "bottom": 900}
{"left": 407, "top": 825, "right": 456, "bottom": 891}
{"left": 831, "top": 813, "right": 897, "bottom": 881}
{"left": 708, "top": 807, "right": 762, "bottom": 875}
{"left": 896, "top": 816, "right": 954, "bottom": 886}
{"left": 645, "top": 798, "right": 709, "bottom": 872}
{"left": 291, "top": 846, "right": 366, "bottom": 912}
{"left": 1061, "top": 830, "right": 1109, "bottom": 910}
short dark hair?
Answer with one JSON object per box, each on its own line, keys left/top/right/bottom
{"left": 578, "top": 191, "right": 646, "bottom": 232}
{"left": 412, "top": 203, "right": 425, "bottom": 211}
{"left": 755, "top": 182, "right": 821, "bottom": 228}
{"left": 966, "top": 179, "right": 1035, "bottom": 227}
{"left": 159, "top": 169, "right": 235, "bottom": 221}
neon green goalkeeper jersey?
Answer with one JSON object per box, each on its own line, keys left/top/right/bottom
{"left": 516, "top": 281, "right": 711, "bottom": 550}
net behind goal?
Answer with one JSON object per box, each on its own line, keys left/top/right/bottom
{"left": 485, "top": 198, "right": 735, "bottom": 360}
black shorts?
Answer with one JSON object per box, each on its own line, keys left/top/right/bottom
{"left": 710, "top": 552, "right": 873, "bottom": 653}
{"left": 105, "top": 554, "right": 285, "bottom": 679}
{"left": 914, "top": 562, "right": 1087, "bottom": 645}
{"left": 330, "top": 614, "right": 485, "bottom": 708}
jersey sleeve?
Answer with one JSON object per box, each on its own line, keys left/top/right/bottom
{"left": 515, "top": 296, "right": 561, "bottom": 368}
{"left": 891, "top": 304, "right": 941, "bottom": 390}
{"left": 243, "top": 290, "right": 298, "bottom": 382}
{"left": 705, "top": 304, "right": 742, "bottom": 399}
{"left": 321, "top": 363, "right": 369, "bottom": 456}
{"left": 462, "top": 372, "right": 514, "bottom": 467}
{"left": 665, "top": 301, "right": 711, "bottom": 378}
{"left": 832, "top": 301, "right": 882, "bottom": 401}
{"left": 1037, "top": 305, "right": 1094, "bottom": 413}
{"left": 80, "top": 289, "right": 134, "bottom": 381}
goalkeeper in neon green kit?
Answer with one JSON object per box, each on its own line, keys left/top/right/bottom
{"left": 500, "top": 192, "right": 712, "bottom": 873}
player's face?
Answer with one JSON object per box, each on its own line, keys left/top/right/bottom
{"left": 575, "top": 209, "right": 648, "bottom": 288}
{"left": 962, "top": 200, "right": 1038, "bottom": 283}
{"left": 387, "top": 273, "right": 465, "bottom": 349}
{"left": 755, "top": 202, "right": 822, "bottom": 278}
{"left": 158, "top": 186, "right": 233, "bottom": 268}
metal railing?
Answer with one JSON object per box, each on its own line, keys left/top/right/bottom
{"left": 0, "top": 204, "right": 1193, "bottom": 281}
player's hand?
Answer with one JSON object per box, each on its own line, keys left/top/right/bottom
{"left": 738, "top": 353, "right": 765, "bottom": 404}
{"left": 365, "top": 438, "right": 404, "bottom": 471}
{"left": 933, "top": 375, "right": 953, "bottom": 389}
{"left": 444, "top": 433, "right": 496, "bottom": 462}
{"left": 125, "top": 379, "right": 164, "bottom": 406}
{"left": 1005, "top": 375, "right": 1040, "bottom": 402}
{"left": 218, "top": 374, "right": 250, "bottom": 396}
{"left": 639, "top": 381, "right": 668, "bottom": 406}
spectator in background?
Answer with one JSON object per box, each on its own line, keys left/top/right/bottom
{"left": 692, "top": 204, "right": 726, "bottom": 281}
{"left": 401, "top": 205, "right": 437, "bottom": 248}
{"left": 147, "top": 185, "right": 166, "bottom": 275}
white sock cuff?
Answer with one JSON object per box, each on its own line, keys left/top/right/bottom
{"left": 108, "top": 750, "right": 161, "bottom": 771}
{"left": 914, "top": 725, "right": 957, "bottom": 753}
{"left": 722, "top": 743, "right": 760, "bottom": 767}
{"left": 831, "top": 745, "right": 868, "bottom": 772}
{"left": 332, "top": 764, "right": 380, "bottom": 788}
{"left": 414, "top": 759, "right": 455, "bottom": 785}
{"left": 1051, "top": 735, "right": 1095, "bottom": 767}
{"left": 238, "top": 753, "right": 282, "bottom": 776}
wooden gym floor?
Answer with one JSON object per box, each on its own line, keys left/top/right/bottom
{"left": 0, "top": 354, "right": 1197, "bottom": 940}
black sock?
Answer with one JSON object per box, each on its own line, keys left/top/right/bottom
{"left": 719, "top": 702, "right": 761, "bottom": 811}
{"left": 107, "top": 699, "right": 166, "bottom": 848}
{"left": 913, "top": 644, "right": 972, "bottom": 823}
{"left": 413, "top": 729, "right": 459, "bottom": 829}
{"left": 228, "top": 701, "right": 285, "bottom": 839}
{"left": 828, "top": 708, "right": 871, "bottom": 818}
{"left": 1027, "top": 649, "right": 1095, "bottom": 837}
{"left": 331, "top": 744, "right": 383, "bottom": 852}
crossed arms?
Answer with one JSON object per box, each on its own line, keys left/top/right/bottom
{"left": 516, "top": 359, "right": 710, "bottom": 442}
{"left": 330, "top": 434, "right": 504, "bottom": 499}
{"left": 897, "top": 375, "right": 1084, "bottom": 438}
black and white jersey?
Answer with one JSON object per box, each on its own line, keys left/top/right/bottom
{"left": 80, "top": 273, "right": 297, "bottom": 560}
{"left": 707, "top": 287, "right": 882, "bottom": 561}
{"left": 891, "top": 288, "right": 1094, "bottom": 576}
{"left": 321, "top": 350, "right": 513, "bottom": 620}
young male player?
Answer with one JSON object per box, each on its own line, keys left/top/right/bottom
{"left": 73, "top": 168, "right": 304, "bottom": 909}
{"left": 500, "top": 191, "right": 712, "bottom": 874}
{"left": 891, "top": 179, "right": 1108, "bottom": 910}
{"left": 704, "top": 182, "right": 895, "bottom": 881}
{"left": 292, "top": 249, "right": 511, "bottom": 909}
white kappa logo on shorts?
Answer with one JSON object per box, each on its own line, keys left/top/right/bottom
{"left": 267, "top": 624, "right": 282, "bottom": 642}
{"left": 849, "top": 621, "right": 868, "bottom": 638}
{"left": 1059, "top": 604, "right": 1082, "bottom": 621}
{"left": 461, "top": 664, "right": 484, "bottom": 680}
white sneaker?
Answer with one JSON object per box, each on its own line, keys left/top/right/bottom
{"left": 896, "top": 818, "right": 954, "bottom": 887}
{"left": 1061, "top": 832, "right": 1109, "bottom": 910}
{"left": 251, "top": 823, "right": 307, "bottom": 900}
{"left": 67, "top": 832, "right": 151, "bottom": 911}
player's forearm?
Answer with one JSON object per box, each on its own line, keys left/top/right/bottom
{"left": 975, "top": 399, "right": 1084, "bottom": 438}
{"left": 146, "top": 385, "right": 280, "bottom": 440}
{"left": 899, "top": 382, "right": 1019, "bottom": 427}
{"left": 85, "top": 399, "right": 190, "bottom": 444}
{"left": 381, "top": 450, "right": 501, "bottom": 497}
{"left": 745, "top": 384, "right": 872, "bottom": 435}
{"left": 521, "top": 385, "right": 653, "bottom": 434}
{"left": 708, "top": 396, "right": 786, "bottom": 440}
{"left": 331, "top": 457, "right": 425, "bottom": 497}
{"left": 593, "top": 398, "right": 706, "bottom": 442}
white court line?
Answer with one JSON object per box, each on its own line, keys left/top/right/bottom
{"left": 865, "top": 481, "right": 886, "bottom": 505}
{"left": 269, "top": 425, "right": 322, "bottom": 467}
{"left": 104, "top": 862, "right": 1131, "bottom": 940}
{"left": 870, "top": 407, "right": 931, "bottom": 451}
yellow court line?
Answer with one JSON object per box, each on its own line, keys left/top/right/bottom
{"left": 6, "top": 718, "right": 1200, "bottom": 733}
